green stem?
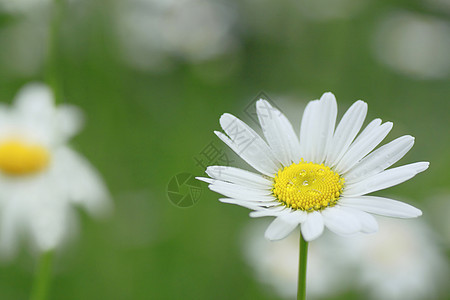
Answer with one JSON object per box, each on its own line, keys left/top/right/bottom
{"left": 47, "top": 0, "right": 64, "bottom": 104}
{"left": 297, "top": 233, "right": 309, "bottom": 300}
{"left": 30, "top": 250, "right": 54, "bottom": 300}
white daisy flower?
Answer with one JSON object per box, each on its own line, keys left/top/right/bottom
{"left": 197, "top": 93, "right": 428, "bottom": 242}
{"left": 0, "top": 83, "right": 111, "bottom": 258}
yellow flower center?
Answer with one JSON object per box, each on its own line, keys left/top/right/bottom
{"left": 0, "top": 139, "right": 50, "bottom": 176}
{"left": 272, "top": 160, "right": 344, "bottom": 211}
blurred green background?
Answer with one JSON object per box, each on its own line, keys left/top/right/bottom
{"left": 0, "top": 0, "right": 449, "bottom": 299}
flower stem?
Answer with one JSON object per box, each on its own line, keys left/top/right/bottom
{"left": 47, "top": 0, "right": 64, "bottom": 104}
{"left": 30, "top": 250, "right": 54, "bottom": 300}
{"left": 297, "top": 233, "right": 309, "bottom": 300}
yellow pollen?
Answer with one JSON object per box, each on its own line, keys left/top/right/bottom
{"left": 272, "top": 159, "right": 344, "bottom": 212}
{"left": 0, "top": 139, "right": 50, "bottom": 176}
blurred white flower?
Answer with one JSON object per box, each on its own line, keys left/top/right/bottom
{"left": 0, "top": 0, "right": 50, "bottom": 15}
{"left": 115, "top": 0, "right": 239, "bottom": 71}
{"left": 242, "top": 220, "right": 349, "bottom": 299}
{"left": 422, "top": 0, "right": 450, "bottom": 14}
{"left": 0, "top": 83, "right": 111, "bottom": 258}
{"left": 242, "top": 217, "right": 448, "bottom": 300}
{"left": 427, "top": 192, "right": 450, "bottom": 248}
{"left": 343, "top": 217, "right": 448, "bottom": 300}
{"left": 372, "top": 11, "right": 450, "bottom": 79}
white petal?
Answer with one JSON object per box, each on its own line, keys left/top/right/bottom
{"left": 326, "top": 100, "right": 367, "bottom": 167}
{"left": 29, "top": 198, "right": 69, "bottom": 251}
{"left": 339, "top": 196, "right": 422, "bottom": 218}
{"left": 315, "top": 93, "right": 337, "bottom": 163}
{"left": 200, "top": 175, "right": 271, "bottom": 192}
{"left": 299, "top": 100, "right": 319, "bottom": 162}
{"left": 14, "top": 82, "right": 54, "bottom": 114}
{"left": 264, "top": 211, "right": 305, "bottom": 240}
{"left": 334, "top": 120, "right": 393, "bottom": 174}
{"left": 55, "top": 105, "right": 84, "bottom": 143}
{"left": 344, "top": 135, "right": 415, "bottom": 184}
{"left": 216, "top": 113, "right": 280, "bottom": 176}
{"left": 343, "top": 162, "right": 429, "bottom": 197}
{"left": 206, "top": 180, "right": 275, "bottom": 200}
{"left": 249, "top": 206, "right": 287, "bottom": 218}
{"left": 218, "top": 198, "right": 263, "bottom": 210}
{"left": 219, "top": 197, "right": 279, "bottom": 207}
{"left": 300, "top": 211, "right": 324, "bottom": 241}
{"left": 9, "top": 83, "right": 83, "bottom": 147}
{"left": 256, "top": 99, "right": 301, "bottom": 166}
{"left": 205, "top": 166, "right": 273, "bottom": 189}
{"left": 339, "top": 206, "right": 378, "bottom": 233}
{"left": 322, "top": 206, "right": 362, "bottom": 235}
{"left": 52, "top": 147, "right": 112, "bottom": 217}
{"left": 351, "top": 118, "right": 381, "bottom": 145}
{"left": 12, "top": 83, "right": 56, "bottom": 146}
{"left": 299, "top": 93, "right": 337, "bottom": 164}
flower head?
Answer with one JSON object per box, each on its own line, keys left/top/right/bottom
{"left": 0, "top": 83, "right": 111, "bottom": 258}
{"left": 197, "top": 93, "right": 428, "bottom": 241}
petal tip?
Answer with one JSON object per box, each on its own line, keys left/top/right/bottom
{"left": 321, "top": 92, "right": 335, "bottom": 99}
{"left": 219, "top": 113, "right": 235, "bottom": 125}
{"left": 415, "top": 162, "right": 430, "bottom": 173}
{"left": 300, "top": 212, "right": 324, "bottom": 242}
{"left": 263, "top": 231, "right": 277, "bottom": 241}
{"left": 355, "top": 99, "right": 367, "bottom": 105}
{"left": 195, "top": 177, "right": 212, "bottom": 184}
{"left": 214, "top": 130, "right": 224, "bottom": 137}
{"left": 301, "top": 233, "right": 317, "bottom": 242}
{"left": 415, "top": 208, "right": 423, "bottom": 217}
{"left": 385, "top": 121, "right": 394, "bottom": 128}
{"left": 264, "top": 229, "right": 287, "bottom": 241}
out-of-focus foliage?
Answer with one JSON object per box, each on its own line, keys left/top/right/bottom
{"left": 0, "top": 0, "right": 448, "bottom": 299}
